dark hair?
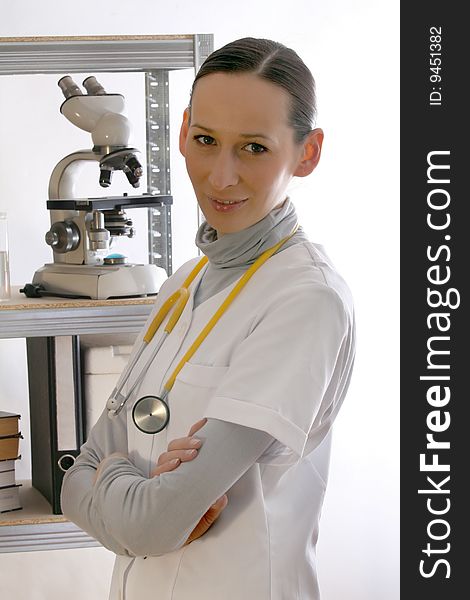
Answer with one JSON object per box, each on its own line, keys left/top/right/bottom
{"left": 190, "top": 37, "right": 317, "bottom": 144}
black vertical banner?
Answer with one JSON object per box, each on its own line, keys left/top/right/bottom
{"left": 401, "top": 4, "right": 467, "bottom": 598}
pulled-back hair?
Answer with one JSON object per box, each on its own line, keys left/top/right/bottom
{"left": 190, "top": 37, "right": 317, "bottom": 143}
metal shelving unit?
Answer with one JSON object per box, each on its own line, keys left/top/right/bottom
{"left": 0, "top": 292, "right": 157, "bottom": 552}
{"left": 0, "top": 34, "right": 213, "bottom": 553}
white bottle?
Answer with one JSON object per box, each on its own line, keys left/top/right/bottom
{"left": 0, "top": 211, "right": 11, "bottom": 301}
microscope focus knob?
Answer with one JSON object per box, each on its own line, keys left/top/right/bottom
{"left": 45, "top": 221, "right": 80, "bottom": 253}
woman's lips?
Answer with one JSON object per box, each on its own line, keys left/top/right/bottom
{"left": 208, "top": 196, "right": 248, "bottom": 213}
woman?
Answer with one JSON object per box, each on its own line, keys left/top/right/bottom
{"left": 61, "top": 37, "right": 356, "bottom": 599}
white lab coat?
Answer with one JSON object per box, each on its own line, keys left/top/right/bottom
{"left": 109, "top": 241, "right": 355, "bottom": 599}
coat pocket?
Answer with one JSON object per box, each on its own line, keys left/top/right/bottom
{"left": 166, "top": 363, "right": 229, "bottom": 439}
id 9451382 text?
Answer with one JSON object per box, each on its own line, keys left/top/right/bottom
{"left": 429, "top": 26, "right": 442, "bottom": 106}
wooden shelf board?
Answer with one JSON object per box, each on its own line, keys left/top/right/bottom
{"left": 0, "top": 481, "right": 66, "bottom": 526}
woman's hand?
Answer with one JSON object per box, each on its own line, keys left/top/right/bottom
{"left": 151, "top": 418, "right": 207, "bottom": 477}
{"left": 183, "top": 493, "right": 228, "bottom": 546}
{"left": 151, "top": 417, "right": 229, "bottom": 545}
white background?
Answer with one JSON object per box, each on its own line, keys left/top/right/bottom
{"left": 0, "top": 1, "right": 399, "bottom": 598}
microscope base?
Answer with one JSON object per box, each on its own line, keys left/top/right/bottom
{"left": 32, "top": 263, "right": 167, "bottom": 300}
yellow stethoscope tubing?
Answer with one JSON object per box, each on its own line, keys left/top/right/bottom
{"left": 143, "top": 256, "right": 208, "bottom": 342}
{"left": 107, "top": 256, "right": 208, "bottom": 414}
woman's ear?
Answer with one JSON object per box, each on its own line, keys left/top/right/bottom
{"left": 179, "top": 108, "right": 191, "bottom": 156}
{"left": 293, "top": 128, "right": 324, "bottom": 177}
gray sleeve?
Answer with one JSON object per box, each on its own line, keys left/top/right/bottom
{"left": 61, "top": 415, "right": 273, "bottom": 557}
{"left": 60, "top": 405, "right": 131, "bottom": 554}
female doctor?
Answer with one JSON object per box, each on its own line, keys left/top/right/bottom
{"left": 61, "top": 37, "right": 356, "bottom": 599}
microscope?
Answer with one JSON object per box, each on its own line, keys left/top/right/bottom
{"left": 30, "top": 75, "right": 170, "bottom": 299}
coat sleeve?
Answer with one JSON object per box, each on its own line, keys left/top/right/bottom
{"left": 204, "top": 281, "right": 355, "bottom": 460}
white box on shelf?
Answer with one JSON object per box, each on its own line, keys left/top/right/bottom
{"left": 82, "top": 343, "right": 134, "bottom": 435}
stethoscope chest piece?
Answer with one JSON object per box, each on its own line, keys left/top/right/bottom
{"left": 132, "top": 395, "right": 170, "bottom": 434}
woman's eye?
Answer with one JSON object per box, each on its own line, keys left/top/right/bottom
{"left": 244, "top": 142, "right": 268, "bottom": 154}
{"left": 194, "top": 135, "right": 215, "bottom": 146}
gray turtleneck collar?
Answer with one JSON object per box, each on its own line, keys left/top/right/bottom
{"left": 192, "top": 198, "right": 309, "bottom": 308}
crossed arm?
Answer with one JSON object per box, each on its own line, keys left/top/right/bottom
{"left": 61, "top": 410, "right": 274, "bottom": 557}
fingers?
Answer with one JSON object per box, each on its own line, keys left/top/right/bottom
{"left": 152, "top": 433, "right": 203, "bottom": 477}
{"left": 152, "top": 419, "right": 207, "bottom": 479}
{"left": 151, "top": 458, "right": 182, "bottom": 477}
{"left": 157, "top": 437, "right": 202, "bottom": 466}
{"left": 166, "top": 435, "right": 202, "bottom": 453}
{"left": 187, "top": 418, "right": 207, "bottom": 437}
{"left": 209, "top": 494, "right": 228, "bottom": 514}
{"left": 183, "top": 494, "right": 229, "bottom": 545}
{"left": 194, "top": 495, "right": 229, "bottom": 532}
{"left": 160, "top": 419, "right": 207, "bottom": 456}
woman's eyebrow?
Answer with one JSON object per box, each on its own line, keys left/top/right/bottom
{"left": 239, "top": 132, "right": 274, "bottom": 142}
{"left": 191, "top": 123, "right": 274, "bottom": 142}
{"left": 190, "top": 123, "right": 215, "bottom": 135}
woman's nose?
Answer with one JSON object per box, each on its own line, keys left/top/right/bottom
{"left": 208, "top": 150, "right": 239, "bottom": 190}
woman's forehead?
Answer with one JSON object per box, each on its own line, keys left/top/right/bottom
{"left": 190, "top": 72, "right": 292, "bottom": 136}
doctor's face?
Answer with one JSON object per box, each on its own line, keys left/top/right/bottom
{"left": 179, "top": 72, "right": 322, "bottom": 235}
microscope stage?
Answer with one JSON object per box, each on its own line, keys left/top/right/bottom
{"left": 46, "top": 194, "right": 173, "bottom": 212}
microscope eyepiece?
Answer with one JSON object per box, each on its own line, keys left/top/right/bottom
{"left": 58, "top": 76, "right": 83, "bottom": 99}
{"left": 83, "top": 76, "right": 107, "bottom": 96}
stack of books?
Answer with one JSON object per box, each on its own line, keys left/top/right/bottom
{"left": 0, "top": 410, "right": 22, "bottom": 513}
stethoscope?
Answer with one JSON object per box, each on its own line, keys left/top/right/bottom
{"left": 106, "top": 224, "right": 298, "bottom": 434}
